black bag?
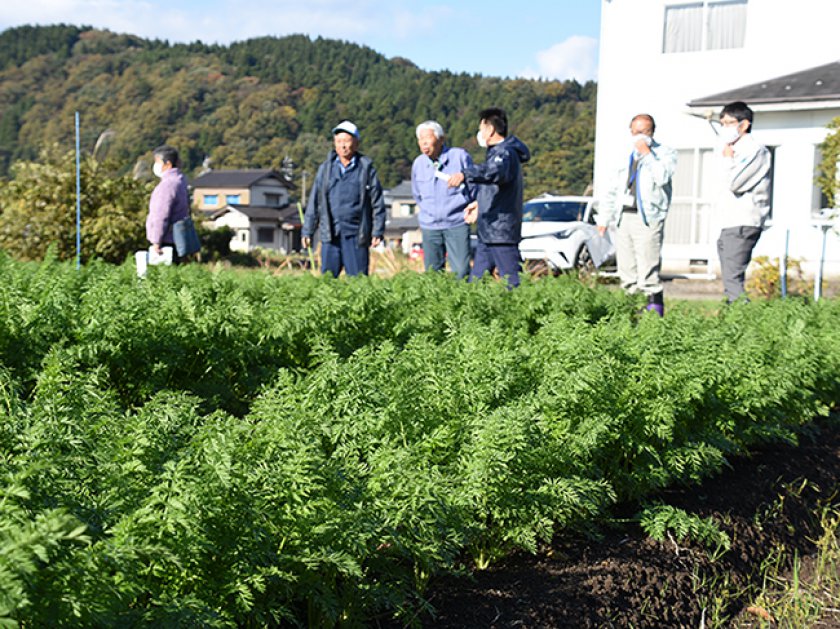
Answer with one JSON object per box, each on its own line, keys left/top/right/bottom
{"left": 173, "top": 216, "right": 201, "bottom": 257}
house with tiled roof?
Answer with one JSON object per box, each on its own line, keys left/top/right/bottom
{"left": 210, "top": 204, "right": 302, "bottom": 253}
{"left": 193, "top": 169, "right": 291, "bottom": 214}
{"left": 193, "top": 169, "right": 299, "bottom": 253}
{"left": 383, "top": 180, "right": 422, "bottom": 253}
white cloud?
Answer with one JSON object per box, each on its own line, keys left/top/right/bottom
{"left": 519, "top": 35, "right": 598, "bottom": 82}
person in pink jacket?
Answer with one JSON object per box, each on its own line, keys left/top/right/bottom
{"left": 146, "top": 145, "right": 190, "bottom": 261}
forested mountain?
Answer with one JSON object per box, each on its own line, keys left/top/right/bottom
{"left": 0, "top": 24, "right": 597, "bottom": 197}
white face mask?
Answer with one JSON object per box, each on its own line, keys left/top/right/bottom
{"left": 476, "top": 130, "right": 488, "bottom": 149}
{"left": 630, "top": 133, "right": 652, "bottom": 152}
{"left": 152, "top": 161, "right": 164, "bottom": 178}
{"left": 718, "top": 125, "right": 740, "bottom": 145}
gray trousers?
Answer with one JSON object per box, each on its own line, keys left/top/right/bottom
{"left": 422, "top": 224, "right": 471, "bottom": 279}
{"left": 717, "top": 226, "right": 762, "bottom": 302}
{"left": 616, "top": 211, "right": 665, "bottom": 296}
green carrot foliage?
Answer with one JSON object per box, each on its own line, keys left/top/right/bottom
{"left": 0, "top": 253, "right": 837, "bottom": 624}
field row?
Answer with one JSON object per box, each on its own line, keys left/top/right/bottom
{"left": 0, "top": 255, "right": 838, "bottom": 625}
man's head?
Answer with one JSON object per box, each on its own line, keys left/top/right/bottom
{"left": 332, "top": 120, "right": 360, "bottom": 162}
{"left": 720, "top": 101, "right": 753, "bottom": 137}
{"left": 416, "top": 120, "right": 445, "bottom": 160}
{"left": 152, "top": 145, "right": 179, "bottom": 176}
{"left": 629, "top": 114, "right": 656, "bottom": 138}
{"left": 477, "top": 107, "right": 508, "bottom": 148}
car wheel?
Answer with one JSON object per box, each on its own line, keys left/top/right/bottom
{"left": 574, "top": 245, "right": 596, "bottom": 275}
{"left": 523, "top": 259, "right": 555, "bottom": 277}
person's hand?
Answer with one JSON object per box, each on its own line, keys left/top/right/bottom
{"left": 371, "top": 236, "right": 382, "bottom": 247}
{"left": 448, "top": 172, "right": 465, "bottom": 188}
{"left": 633, "top": 137, "right": 651, "bottom": 156}
{"left": 597, "top": 225, "right": 607, "bottom": 237}
{"left": 464, "top": 201, "right": 478, "bottom": 224}
{"left": 302, "top": 236, "right": 311, "bottom": 248}
{"left": 722, "top": 144, "right": 735, "bottom": 158}
{"left": 152, "top": 243, "right": 162, "bottom": 255}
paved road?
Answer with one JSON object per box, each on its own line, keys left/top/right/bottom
{"left": 661, "top": 275, "right": 840, "bottom": 301}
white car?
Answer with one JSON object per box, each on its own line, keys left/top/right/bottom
{"left": 519, "top": 194, "right": 615, "bottom": 272}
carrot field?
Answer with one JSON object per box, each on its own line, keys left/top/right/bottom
{"left": 1, "top": 253, "right": 838, "bottom": 626}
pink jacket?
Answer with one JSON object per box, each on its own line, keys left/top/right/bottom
{"left": 146, "top": 168, "right": 189, "bottom": 245}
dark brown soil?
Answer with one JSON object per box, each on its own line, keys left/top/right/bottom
{"left": 410, "top": 418, "right": 840, "bottom": 628}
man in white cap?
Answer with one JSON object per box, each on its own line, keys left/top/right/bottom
{"left": 302, "top": 120, "right": 386, "bottom": 277}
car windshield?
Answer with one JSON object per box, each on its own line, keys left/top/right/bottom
{"left": 522, "top": 200, "right": 586, "bottom": 223}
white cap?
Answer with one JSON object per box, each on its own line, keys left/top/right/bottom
{"left": 332, "top": 120, "right": 359, "bottom": 139}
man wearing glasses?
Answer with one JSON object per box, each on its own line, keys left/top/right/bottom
{"left": 715, "top": 101, "right": 771, "bottom": 303}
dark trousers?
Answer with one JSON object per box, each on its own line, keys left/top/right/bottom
{"left": 321, "top": 234, "right": 369, "bottom": 277}
{"left": 470, "top": 240, "right": 522, "bottom": 288}
{"left": 717, "top": 226, "right": 762, "bottom": 302}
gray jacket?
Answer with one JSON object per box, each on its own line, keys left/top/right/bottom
{"left": 717, "top": 133, "right": 771, "bottom": 230}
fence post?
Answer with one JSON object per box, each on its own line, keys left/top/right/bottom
{"left": 75, "top": 111, "right": 81, "bottom": 269}
{"left": 780, "top": 228, "right": 789, "bottom": 299}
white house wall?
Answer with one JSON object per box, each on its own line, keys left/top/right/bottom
{"left": 213, "top": 211, "right": 252, "bottom": 252}
{"left": 596, "top": 0, "right": 840, "bottom": 275}
{"left": 754, "top": 109, "right": 840, "bottom": 271}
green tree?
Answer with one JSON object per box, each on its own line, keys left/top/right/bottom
{"left": 0, "top": 146, "right": 151, "bottom": 262}
{"left": 0, "top": 25, "right": 599, "bottom": 204}
{"left": 817, "top": 117, "right": 840, "bottom": 207}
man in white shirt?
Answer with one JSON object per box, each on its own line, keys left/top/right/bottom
{"left": 715, "top": 101, "right": 772, "bottom": 303}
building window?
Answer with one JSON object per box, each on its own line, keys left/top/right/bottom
{"left": 765, "top": 145, "right": 776, "bottom": 220}
{"left": 204, "top": 194, "right": 218, "bottom": 206}
{"left": 813, "top": 146, "right": 830, "bottom": 214}
{"left": 707, "top": 1, "right": 747, "bottom": 50}
{"left": 226, "top": 194, "right": 241, "bottom": 205}
{"left": 265, "top": 193, "right": 281, "bottom": 207}
{"left": 665, "top": 143, "right": 774, "bottom": 248}
{"left": 663, "top": 3, "right": 703, "bottom": 53}
{"left": 663, "top": 0, "right": 747, "bottom": 54}
{"left": 257, "top": 227, "right": 275, "bottom": 244}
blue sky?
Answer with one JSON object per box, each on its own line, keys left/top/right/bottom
{"left": 0, "top": 1, "right": 601, "bottom": 81}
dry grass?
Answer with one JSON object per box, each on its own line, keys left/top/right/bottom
{"left": 735, "top": 500, "right": 840, "bottom": 628}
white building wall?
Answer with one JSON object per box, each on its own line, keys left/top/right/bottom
{"left": 596, "top": 0, "right": 840, "bottom": 275}
{"left": 213, "top": 210, "right": 251, "bottom": 252}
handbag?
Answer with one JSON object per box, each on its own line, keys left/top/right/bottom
{"left": 173, "top": 216, "right": 201, "bottom": 257}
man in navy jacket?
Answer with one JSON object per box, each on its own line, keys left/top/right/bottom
{"left": 448, "top": 108, "right": 530, "bottom": 287}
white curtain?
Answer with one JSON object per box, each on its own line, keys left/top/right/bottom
{"left": 707, "top": 1, "right": 748, "bottom": 50}
{"left": 663, "top": 3, "right": 704, "bottom": 53}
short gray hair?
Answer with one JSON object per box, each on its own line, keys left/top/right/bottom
{"left": 416, "top": 120, "right": 445, "bottom": 140}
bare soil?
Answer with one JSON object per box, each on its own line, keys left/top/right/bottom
{"left": 409, "top": 417, "right": 840, "bottom": 628}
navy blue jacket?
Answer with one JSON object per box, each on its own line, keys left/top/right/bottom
{"left": 463, "top": 136, "right": 531, "bottom": 244}
{"left": 302, "top": 151, "right": 386, "bottom": 247}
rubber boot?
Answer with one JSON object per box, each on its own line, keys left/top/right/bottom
{"left": 645, "top": 292, "right": 664, "bottom": 317}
